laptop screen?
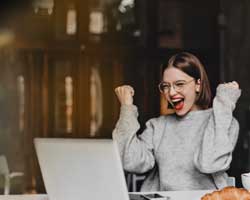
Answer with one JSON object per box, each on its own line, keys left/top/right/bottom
{"left": 34, "top": 138, "right": 130, "bottom": 200}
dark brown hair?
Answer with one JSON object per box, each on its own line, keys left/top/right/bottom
{"left": 162, "top": 52, "right": 212, "bottom": 109}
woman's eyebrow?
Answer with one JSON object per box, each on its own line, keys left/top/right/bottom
{"left": 162, "top": 79, "right": 187, "bottom": 84}
{"left": 161, "top": 81, "right": 170, "bottom": 84}
{"left": 175, "top": 80, "right": 187, "bottom": 82}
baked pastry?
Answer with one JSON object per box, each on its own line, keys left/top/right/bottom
{"left": 201, "top": 186, "right": 250, "bottom": 200}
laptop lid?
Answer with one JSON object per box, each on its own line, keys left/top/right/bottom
{"left": 34, "top": 138, "right": 130, "bottom": 200}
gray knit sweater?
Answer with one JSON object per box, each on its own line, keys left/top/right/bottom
{"left": 112, "top": 85, "right": 241, "bottom": 191}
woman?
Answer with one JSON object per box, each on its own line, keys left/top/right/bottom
{"left": 113, "top": 52, "right": 241, "bottom": 191}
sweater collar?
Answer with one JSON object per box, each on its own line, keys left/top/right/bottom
{"left": 174, "top": 108, "right": 212, "bottom": 121}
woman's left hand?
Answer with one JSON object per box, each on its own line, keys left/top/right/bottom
{"left": 216, "top": 81, "right": 241, "bottom": 107}
{"left": 222, "top": 81, "right": 239, "bottom": 89}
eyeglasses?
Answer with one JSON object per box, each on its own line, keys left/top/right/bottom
{"left": 158, "top": 79, "right": 194, "bottom": 94}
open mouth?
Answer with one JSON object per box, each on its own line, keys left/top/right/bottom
{"left": 171, "top": 98, "right": 184, "bottom": 110}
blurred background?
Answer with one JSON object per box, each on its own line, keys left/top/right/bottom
{"left": 0, "top": 0, "right": 250, "bottom": 194}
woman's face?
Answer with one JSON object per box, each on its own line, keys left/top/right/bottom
{"left": 162, "top": 67, "right": 201, "bottom": 116}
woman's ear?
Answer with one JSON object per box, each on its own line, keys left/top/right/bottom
{"left": 196, "top": 79, "right": 201, "bottom": 93}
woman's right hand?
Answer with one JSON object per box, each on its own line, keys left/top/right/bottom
{"left": 114, "top": 85, "right": 135, "bottom": 105}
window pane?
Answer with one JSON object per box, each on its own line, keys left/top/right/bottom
{"left": 65, "top": 76, "right": 73, "bottom": 133}
{"left": 17, "top": 75, "right": 25, "bottom": 133}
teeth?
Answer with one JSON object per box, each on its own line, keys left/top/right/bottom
{"left": 171, "top": 98, "right": 183, "bottom": 106}
{"left": 172, "top": 99, "right": 182, "bottom": 102}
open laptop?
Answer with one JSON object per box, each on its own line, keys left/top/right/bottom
{"left": 34, "top": 138, "right": 130, "bottom": 200}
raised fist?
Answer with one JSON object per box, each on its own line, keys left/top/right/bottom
{"left": 114, "top": 85, "right": 135, "bottom": 105}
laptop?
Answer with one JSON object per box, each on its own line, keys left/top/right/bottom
{"left": 34, "top": 138, "right": 130, "bottom": 200}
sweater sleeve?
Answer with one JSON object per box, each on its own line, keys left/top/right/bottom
{"left": 194, "top": 84, "right": 241, "bottom": 174}
{"left": 112, "top": 104, "right": 156, "bottom": 174}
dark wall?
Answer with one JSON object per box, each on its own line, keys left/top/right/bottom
{"left": 220, "top": 0, "right": 250, "bottom": 186}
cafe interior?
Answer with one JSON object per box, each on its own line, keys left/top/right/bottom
{"left": 0, "top": 0, "right": 250, "bottom": 197}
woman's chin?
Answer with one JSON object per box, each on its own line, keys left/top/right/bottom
{"left": 175, "top": 108, "right": 189, "bottom": 116}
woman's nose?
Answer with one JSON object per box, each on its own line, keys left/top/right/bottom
{"left": 169, "top": 85, "right": 177, "bottom": 96}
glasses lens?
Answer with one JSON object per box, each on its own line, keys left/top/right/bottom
{"left": 159, "top": 83, "right": 169, "bottom": 93}
{"left": 174, "top": 82, "right": 184, "bottom": 92}
{"left": 174, "top": 80, "right": 193, "bottom": 91}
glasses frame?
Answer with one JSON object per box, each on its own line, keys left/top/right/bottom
{"left": 158, "top": 79, "right": 195, "bottom": 94}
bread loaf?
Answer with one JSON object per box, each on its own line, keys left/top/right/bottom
{"left": 201, "top": 186, "right": 250, "bottom": 200}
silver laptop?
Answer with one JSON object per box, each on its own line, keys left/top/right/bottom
{"left": 34, "top": 138, "right": 130, "bottom": 200}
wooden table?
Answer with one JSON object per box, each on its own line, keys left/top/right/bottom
{"left": 131, "top": 190, "right": 212, "bottom": 200}
{"left": 0, "top": 194, "right": 48, "bottom": 200}
{"left": 0, "top": 190, "right": 212, "bottom": 200}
